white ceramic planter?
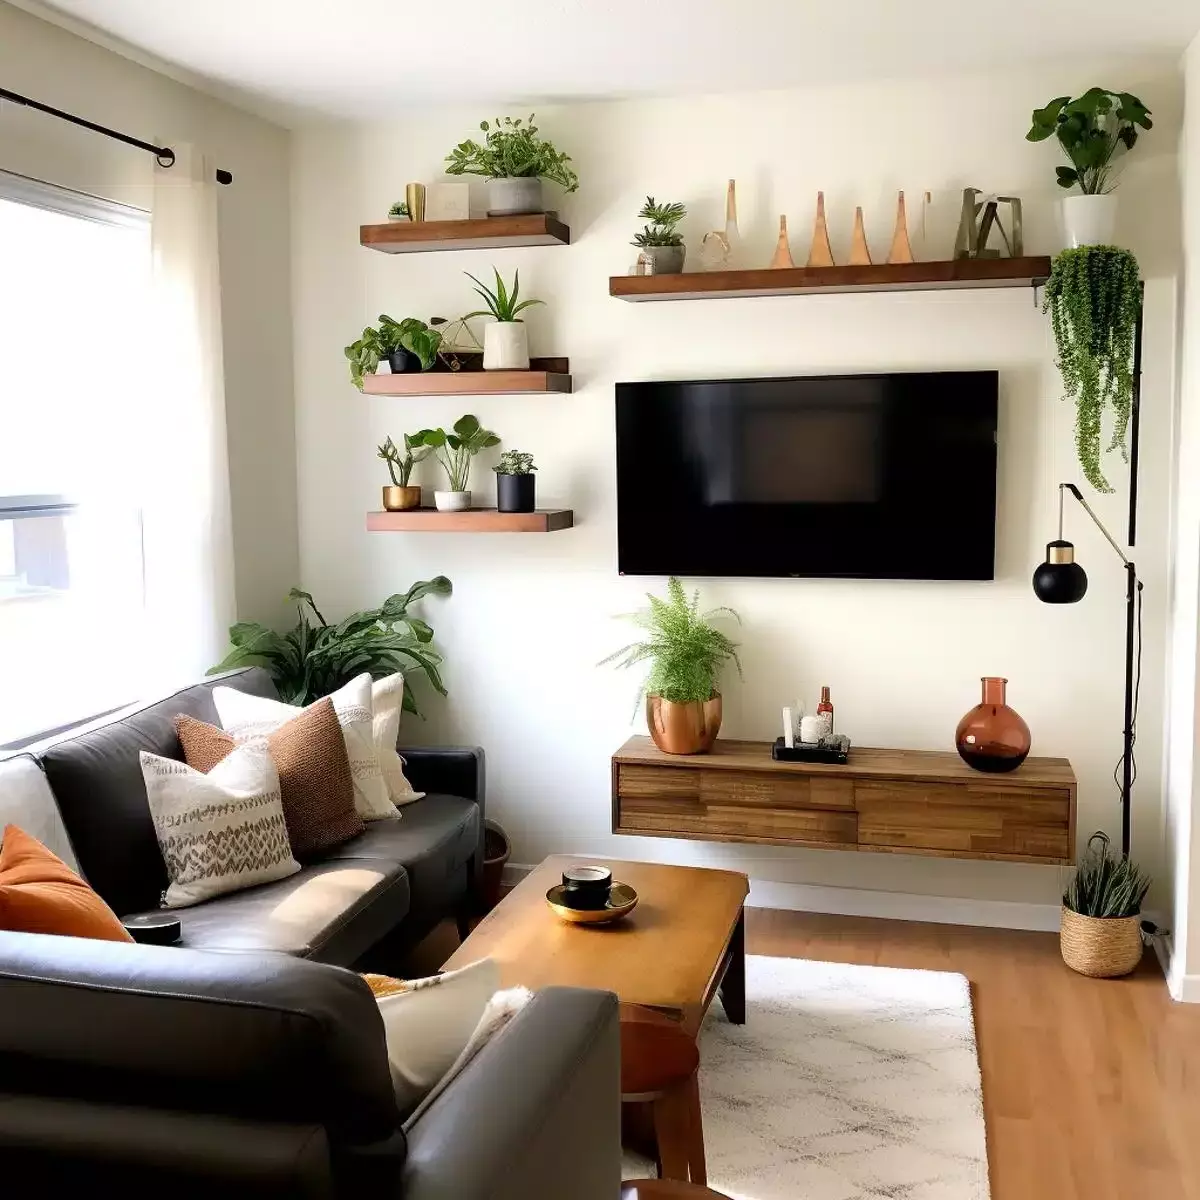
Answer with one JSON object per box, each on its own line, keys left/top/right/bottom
{"left": 483, "top": 321, "right": 530, "bottom": 370}
{"left": 487, "top": 177, "right": 543, "bottom": 216}
{"left": 434, "top": 490, "right": 471, "bottom": 512}
{"left": 1062, "top": 194, "right": 1118, "bottom": 248}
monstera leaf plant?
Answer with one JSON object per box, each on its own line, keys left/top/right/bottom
{"left": 209, "top": 580, "right": 452, "bottom": 715}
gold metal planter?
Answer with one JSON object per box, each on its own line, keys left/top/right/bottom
{"left": 646, "top": 693, "right": 722, "bottom": 755}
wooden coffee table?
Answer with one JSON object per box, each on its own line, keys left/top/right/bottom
{"left": 443, "top": 855, "right": 749, "bottom": 1035}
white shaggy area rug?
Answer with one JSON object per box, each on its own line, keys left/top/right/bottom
{"left": 625, "top": 955, "right": 989, "bottom": 1200}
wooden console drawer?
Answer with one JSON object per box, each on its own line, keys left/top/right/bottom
{"left": 619, "top": 793, "right": 857, "bottom": 847}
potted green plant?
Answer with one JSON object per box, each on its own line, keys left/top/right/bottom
{"left": 1060, "top": 831, "right": 1151, "bottom": 978}
{"left": 494, "top": 450, "right": 537, "bottom": 513}
{"left": 1026, "top": 88, "right": 1152, "bottom": 247}
{"left": 209, "top": 580, "right": 452, "bottom": 716}
{"left": 444, "top": 114, "right": 579, "bottom": 216}
{"left": 600, "top": 577, "right": 741, "bottom": 756}
{"left": 388, "top": 200, "right": 410, "bottom": 222}
{"left": 415, "top": 414, "right": 500, "bottom": 511}
{"left": 345, "top": 316, "right": 442, "bottom": 388}
{"left": 378, "top": 433, "right": 430, "bottom": 511}
{"left": 465, "top": 267, "right": 544, "bottom": 370}
{"left": 632, "top": 196, "right": 687, "bottom": 274}
{"left": 1043, "top": 245, "right": 1140, "bottom": 492}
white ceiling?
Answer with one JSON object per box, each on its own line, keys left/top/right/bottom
{"left": 24, "top": 0, "right": 1200, "bottom": 125}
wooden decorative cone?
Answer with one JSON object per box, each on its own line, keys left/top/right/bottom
{"left": 769, "top": 215, "right": 794, "bottom": 268}
{"left": 849, "top": 206, "right": 872, "bottom": 266}
{"left": 807, "top": 192, "right": 835, "bottom": 267}
{"left": 887, "top": 191, "right": 915, "bottom": 264}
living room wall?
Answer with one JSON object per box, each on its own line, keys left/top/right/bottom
{"left": 0, "top": 1, "right": 299, "bottom": 628}
{"left": 291, "top": 58, "right": 1183, "bottom": 924}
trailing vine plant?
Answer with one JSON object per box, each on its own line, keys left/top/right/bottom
{"left": 1043, "top": 246, "right": 1141, "bottom": 492}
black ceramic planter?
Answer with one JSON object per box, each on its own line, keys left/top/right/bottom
{"left": 497, "top": 473, "right": 535, "bottom": 513}
{"left": 387, "top": 347, "right": 421, "bottom": 374}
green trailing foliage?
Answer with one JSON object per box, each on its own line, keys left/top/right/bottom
{"left": 377, "top": 432, "right": 430, "bottom": 486}
{"left": 1026, "top": 88, "right": 1152, "bottom": 194}
{"left": 414, "top": 414, "right": 500, "bottom": 492}
{"left": 600, "top": 577, "right": 742, "bottom": 707}
{"left": 464, "top": 268, "right": 544, "bottom": 324}
{"left": 632, "top": 197, "right": 686, "bottom": 248}
{"left": 494, "top": 450, "right": 536, "bottom": 476}
{"left": 1043, "top": 246, "right": 1140, "bottom": 493}
{"left": 444, "top": 115, "right": 579, "bottom": 191}
{"left": 1063, "top": 831, "right": 1151, "bottom": 918}
{"left": 208, "top": 582, "right": 452, "bottom": 716}
{"left": 345, "top": 316, "right": 442, "bottom": 389}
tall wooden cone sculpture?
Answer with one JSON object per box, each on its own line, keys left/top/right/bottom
{"left": 887, "top": 191, "right": 915, "bottom": 264}
{"left": 770, "top": 215, "right": 795, "bottom": 268}
{"left": 807, "top": 192, "right": 835, "bottom": 267}
{"left": 849, "top": 206, "right": 873, "bottom": 266}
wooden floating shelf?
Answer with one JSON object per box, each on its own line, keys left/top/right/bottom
{"left": 361, "top": 213, "right": 570, "bottom": 254}
{"left": 367, "top": 508, "right": 574, "bottom": 533}
{"left": 609, "top": 256, "right": 1053, "bottom": 302}
{"left": 362, "top": 358, "right": 571, "bottom": 396}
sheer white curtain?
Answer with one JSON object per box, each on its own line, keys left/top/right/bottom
{"left": 142, "top": 144, "right": 236, "bottom": 686}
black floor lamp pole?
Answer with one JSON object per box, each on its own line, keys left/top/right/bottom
{"left": 1121, "top": 561, "right": 1136, "bottom": 859}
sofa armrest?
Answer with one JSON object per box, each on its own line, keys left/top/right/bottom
{"left": 397, "top": 746, "right": 485, "bottom": 811}
{"left": 401, "top": 987, "right": 620, "bottom": 1200}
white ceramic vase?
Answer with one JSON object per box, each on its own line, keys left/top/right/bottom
{"left": 483, "top": 321, "right": 530, "bottom": 370}
{"left": 434, "top": 490, "right": 471, "bottom": 512}
{"left": 1062, "top": 193, "right": 1118, "bottom": 248}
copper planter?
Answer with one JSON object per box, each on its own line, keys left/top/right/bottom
{"left": 382, "top": 485, "right": 422, "bottom": 511}
{"left": 646, "top": 693, "right": 722, "bottom": 755}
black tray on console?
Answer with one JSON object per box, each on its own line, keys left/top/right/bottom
{"left": 771, "top": 737, "right": 850, "bottom": 765}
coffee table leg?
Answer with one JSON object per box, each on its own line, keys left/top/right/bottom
{"left": 718, "top": 908, "right": 746, "bottom": 1025}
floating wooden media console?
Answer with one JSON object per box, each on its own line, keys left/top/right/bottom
{"left": 612, "top": 737, "right": 1077, "bottom": 865}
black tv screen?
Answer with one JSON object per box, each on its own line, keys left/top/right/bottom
{"left": 615, "top": 371, "right": 998, "bottom": 580}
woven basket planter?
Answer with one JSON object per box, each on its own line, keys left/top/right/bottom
{"left": 1060, "top": 906, "right": 1143, "bottom": 978}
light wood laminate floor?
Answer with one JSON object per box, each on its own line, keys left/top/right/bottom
{"left": 746, "top": 909, "right": 1200, "bottom": 1200}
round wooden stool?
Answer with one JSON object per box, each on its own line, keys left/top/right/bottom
{"left": 620, "top": 1004, "right": 706, "bottom": 1185}
{"left": 621, "top": 1181, "right": 733, "bottom": 1199}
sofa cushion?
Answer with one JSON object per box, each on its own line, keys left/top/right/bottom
{"left": 319, "top": 794, "right": 479, "bottom": 915}
{"left": 121, "top": 859, "right": 411, "bottom": 965}
{"left": 0, "top": 756, "right": 78, "bottom": 871}
{"left": 34, "top": 668, "right": 278, "bottom": 916}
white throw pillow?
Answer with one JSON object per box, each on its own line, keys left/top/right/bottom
{"left": 140, "top": 739, "right": 300, "bottom": 908}
{"left": 213, "top": 676, "right": 396, "bottom": 822}
{"left": 0, "top": 755, "right": 79, "bottom": 871}
{"left": 374, "top": 957, "right": 500, "bottom": 1118}
{"left": 372, "top": 674, "right": 425, "bottom": 806}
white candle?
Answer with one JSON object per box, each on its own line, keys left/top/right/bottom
{"left": 799, "top": 715, "right": 823, "bottom": 744}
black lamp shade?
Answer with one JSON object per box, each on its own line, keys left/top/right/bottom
{"left": 1032, "top": 540, "right": 1088, "bottom": 604}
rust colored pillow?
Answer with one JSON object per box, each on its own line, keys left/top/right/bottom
{"left": 174, "top": 698, "right": 363, "bottom": 858}
{"left": 0, "top": 825, "right": 133, "bottom": 942}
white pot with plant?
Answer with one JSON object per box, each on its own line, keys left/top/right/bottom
{"left": 444, "top": 114, "right": 579, "bottom": 217}
{"left": 465, "top": 267, "right": 544, "bottom": 370}
{"left": 414, "top": 414, "right": 500, "bottom": 512}
{"left": 1026, "top": 88, "right": 1153, "bottom": 248}
{"left": 387, "top": 201, "right": 410, "bottom": 222}
{"left": 632, "top": 196, "right": 687, "bottom": 274}
{"left": 1060, "top": 832, "right": 1150, "bottom": 978}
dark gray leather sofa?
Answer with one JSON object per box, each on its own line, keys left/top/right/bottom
{"left": 0, "top": 668, "right": 623, "bottom": 1196}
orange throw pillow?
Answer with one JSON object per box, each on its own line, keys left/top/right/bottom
{"left": 0, "top": 825, "right": 133, "bottom": 942}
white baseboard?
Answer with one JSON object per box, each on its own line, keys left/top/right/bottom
{"left": 1153, "top": 929, "right": 1200, "bottom": 1003}
{"left": 502, "top": 863, "right": 1060, "bottom": 932}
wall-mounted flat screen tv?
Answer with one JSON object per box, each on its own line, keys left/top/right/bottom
{"left": 615, "top": 371, "right": 998, "bottom": 579}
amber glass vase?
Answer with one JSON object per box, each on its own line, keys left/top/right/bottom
{"left": 955, "top": 677, "right": 1031, "bottom": 773}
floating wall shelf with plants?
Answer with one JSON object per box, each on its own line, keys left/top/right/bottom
{"left": 362, "top": 358, "right": 572, "bottom": 397}
{"left": 360, "top": 214, "right": 571, "bottom": 254}
{"left": 609, "top": 257, "right": 1053, "bottom": 302}
{"left": 367, "top": 508, "right": 574, "bottom": 533}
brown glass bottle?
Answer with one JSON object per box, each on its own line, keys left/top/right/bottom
{"left": 955, "top": 677, "right": 1030, "bottom": 773}
{"left": 816, "top": 687, "right": 833, "bottom": 733}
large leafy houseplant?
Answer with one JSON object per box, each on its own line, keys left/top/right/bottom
{"left": 444, "top": 115, "right": 579, "bottom": 191}
{"left": 1043, "top": 246, "right": 1141, "bottom": 492}
{"left": 209, "top": 581, "right": 451, "bottom": 716}
{"left": 1026, "top": 89, "right": 1153, "bottom": 193}
{"left": 345, "top": 316, "right": 442, "bottom": 389}
{"left": 415, "top": 414, "right": 500, "bottom": 492}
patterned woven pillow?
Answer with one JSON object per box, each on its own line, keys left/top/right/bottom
{"left": 174, "top": 698, "right": 363, "bottom": 859}
{"left": 140, "top": 739, "right": 300, "bottom": 908}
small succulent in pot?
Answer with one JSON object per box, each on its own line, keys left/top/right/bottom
{"left": 494, "top": 450, "right": 537, "bottom": 513}
{"left": 345, "top": 316, "right": 442, "bottom": 388}
{"left": 388, "top": 200, "right": 410, "bottom": 221}
{"left": 378, "top": 432, "right": 430, "bottom": 511}
{"left": 632, "top": 196, "right": 687, "bottom": 274}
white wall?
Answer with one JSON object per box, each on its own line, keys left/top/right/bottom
{"left": 0, "top": 1, "right": 299, "bottom": 626}
{"left": 291, "top": 60, "right": 1182, "bottom": 920}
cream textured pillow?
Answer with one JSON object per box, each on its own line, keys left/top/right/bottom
{"left": 140, "top": 740, "right": 300, "bottom": 908}
{"left": 372, "top": 674, "right": 425, "bottom": 806}
{"left": 213, "top": 675, "right": 396, "bottom": 822}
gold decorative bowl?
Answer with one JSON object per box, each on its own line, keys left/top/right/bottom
{"left": 546, "top": 882, "right": 638, "bottom": 926}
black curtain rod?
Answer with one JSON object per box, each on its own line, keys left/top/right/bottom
{"left": 0, "top": 87, "right": 232, "bottom": 185}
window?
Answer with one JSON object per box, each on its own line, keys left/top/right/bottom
{"left": 0, "top": 173, "right": 152, "bottom": 745}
